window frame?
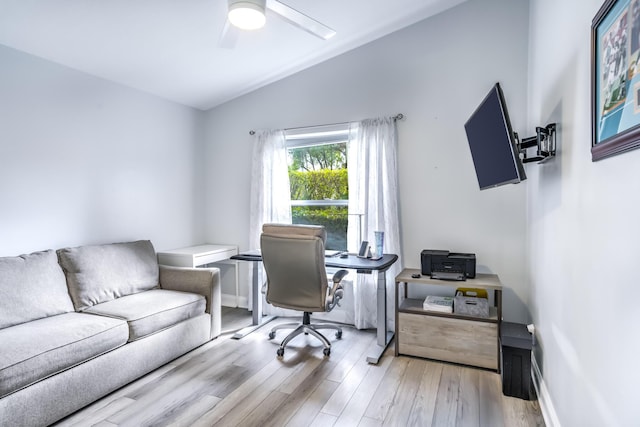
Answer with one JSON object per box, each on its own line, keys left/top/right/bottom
{"left": 285, "top": 124, "right": 350, "bottom": 209}
{"left": 285, "top": 124, "right": 350, "bottom": 250}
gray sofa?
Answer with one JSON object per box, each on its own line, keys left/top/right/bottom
{"left": 0, "top": 240, "right": 221, "bottom": 427}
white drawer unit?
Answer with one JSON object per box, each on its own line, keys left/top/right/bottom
{"left": 158, "top": 244, "right": 240, "bottom": 307}
{"left": 157, "top": 244, "right": 238, "bottom": 267}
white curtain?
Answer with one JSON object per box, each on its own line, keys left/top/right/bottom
{"left": 248, "top": 129, "right": 291, "bottom": 312}
{"left": 249, "top": 128, "right": 357, "bottom": 322}
{"left": 348, "top": 117, "right": 402, "bottom": 330}
{"left": 248, "top": 121, "right": 402, "bottom": 328}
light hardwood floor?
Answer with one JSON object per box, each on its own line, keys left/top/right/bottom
{"left": 53, "top": 308, "right": 544, "bottom": 427}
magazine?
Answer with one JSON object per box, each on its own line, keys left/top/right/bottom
{"left": 423, "top": 295, "right": 454, "bottom": 313}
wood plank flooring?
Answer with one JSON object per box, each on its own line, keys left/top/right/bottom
{"left": 53, "top": 308, "right": 544, "bottom": 427}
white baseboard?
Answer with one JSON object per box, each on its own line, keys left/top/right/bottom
{"left": 221, "top": 293, "right": 248, "bottom": 309}
{"left": 532, "top": 353, "right": 561, "bottom": 427}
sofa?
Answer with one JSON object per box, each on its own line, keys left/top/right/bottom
{"left": 0, "top": 240, "right": 221, "bottom": 427}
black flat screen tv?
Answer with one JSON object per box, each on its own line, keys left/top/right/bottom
{"left": 464, "top": 83, "right": 526, "bottom": 190}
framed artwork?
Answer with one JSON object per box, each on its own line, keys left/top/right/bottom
{"left": 592, "top": 0, "right": 640, "bottom": 160}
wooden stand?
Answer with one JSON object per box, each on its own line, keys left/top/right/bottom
{"left": 395, "top": 268, "right": 502, "bottom": 372}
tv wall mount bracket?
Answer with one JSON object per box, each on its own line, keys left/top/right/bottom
{"left": 515, "top": 123, "right": 556, "bottom": 163}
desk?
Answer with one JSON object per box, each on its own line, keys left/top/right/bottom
{"left": 157, "top": 244, "right": 239, "bottom": 305}
{"left": 157, "top": 244, "right": 238, "bottom": 267}
{"left": 231, "top": 252, "right": 398, "bottom": 364}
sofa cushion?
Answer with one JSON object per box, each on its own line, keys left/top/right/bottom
{"left": 0, "top": 312, "right": 128, "bottom": 398}
{"left": 57, "top": 240, "right": 160, "bottom": 311}
{"left": 83, "top": 289, "right": 206, "bottom": 341}
{"left": 0, "top": 250, "right": 74, "bottom": 329}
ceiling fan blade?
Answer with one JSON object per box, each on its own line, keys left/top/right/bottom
{"left": 218, "top": 19, "right": 240, "bottom": 49}
{"left": 266, "top": 0, "right": 336, "bottom": 40}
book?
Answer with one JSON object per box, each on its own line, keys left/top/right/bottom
{"left": 423, "top": 295, "right": 454, "bottom": 313}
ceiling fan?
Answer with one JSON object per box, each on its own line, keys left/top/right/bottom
{"left": 220, "top": 0, "right": 336, "bottom": 48}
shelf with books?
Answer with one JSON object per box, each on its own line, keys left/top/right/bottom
{"left": 399, "top": 298, "right": 499, "bottom": 322}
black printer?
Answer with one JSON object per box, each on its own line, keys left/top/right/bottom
{"left": 421, "top": 249, "right": 476, "bottom": 280}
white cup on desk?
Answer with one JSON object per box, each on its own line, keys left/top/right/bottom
{"left": 373, "top": 231, "right": 384, "bottom": 259}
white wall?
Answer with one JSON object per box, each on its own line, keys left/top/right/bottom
{"left": 528, "top": 0, "right": 640, "bottom": 425}
{"left": 205, "top": 0, "right": 532, "bottom": 322}
{"left": 0, "top": 45, "right": 205, "bottom": 256}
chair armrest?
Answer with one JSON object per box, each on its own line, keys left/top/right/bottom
{"left": 332, "top": 269, "right": 349, "bottom": 284}
{"left": 326, "top": 269, "right": 348, "bottom": 311}
{"left": 159, "top": 265, "right": 221, "bottom": 339}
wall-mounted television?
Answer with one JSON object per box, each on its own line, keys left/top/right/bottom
{"left": 464, "top": 83, "right": 526, "bottom": 190}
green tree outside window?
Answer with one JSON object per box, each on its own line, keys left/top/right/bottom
{"left": 288, "top": 143, "right": 348, "bottom": 250}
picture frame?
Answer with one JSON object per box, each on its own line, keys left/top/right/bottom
{"left": 357, "top": 240, "right": 370, "bottom": 258}
{"left": 592, "top": 0, "right": 640, "bottom": 160}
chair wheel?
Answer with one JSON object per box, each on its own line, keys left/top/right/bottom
{"left": 268, "top": 331, "right": 276, "bottom": 339}
{"left": 277, "top": 348, "right": 284, "bottom": 357}
{"left": 335, "top": 331, "right": 342, "bottom": 339}
{"left": 323, "top": 348, "right": 331, "bottom": 356}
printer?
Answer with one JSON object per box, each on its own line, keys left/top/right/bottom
{"left": 421, "top": 249, "right": 476, "bottom": 280}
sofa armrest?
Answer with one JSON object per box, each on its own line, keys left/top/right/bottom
{"left": 159, "top": 265, "right": 221, "bottom": 339}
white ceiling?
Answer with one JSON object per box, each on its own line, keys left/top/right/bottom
{"left": 0, "top": 0, "right": 467, "bottom": 110}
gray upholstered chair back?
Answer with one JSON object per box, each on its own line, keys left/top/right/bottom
{"left": 261, "top": 223, "right": 328, "bottom": 312}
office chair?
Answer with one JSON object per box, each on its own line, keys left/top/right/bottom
{"left": 260, "top": 223, "right": 348, "bottom": 356}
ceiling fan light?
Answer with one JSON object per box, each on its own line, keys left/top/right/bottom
{"left": 228, "top": 0, "right": 266, "bottom": 31}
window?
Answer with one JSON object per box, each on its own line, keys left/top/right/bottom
{"left": 285, "top": 124, "right": 350, "bottom": 250}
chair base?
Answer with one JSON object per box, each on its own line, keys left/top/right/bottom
{"left": 269, "top": 312, "right": 342, "bottom": 356}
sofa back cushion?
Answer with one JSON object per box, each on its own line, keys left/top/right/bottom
{"left": 57, "top": 240, "right": 160, "bottom": 311}
{"left": 0, "top": 250, "right": 75, "bottom": 329}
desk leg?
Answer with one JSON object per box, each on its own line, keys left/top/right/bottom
{"left": 366, "top": 269, "right": 394, "bottom": 364}
{"left": 232, "top": 260, "right": 276, "bottom": 339}
{"left": 252, "top": 260, "right": 260, "bottom": 325}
